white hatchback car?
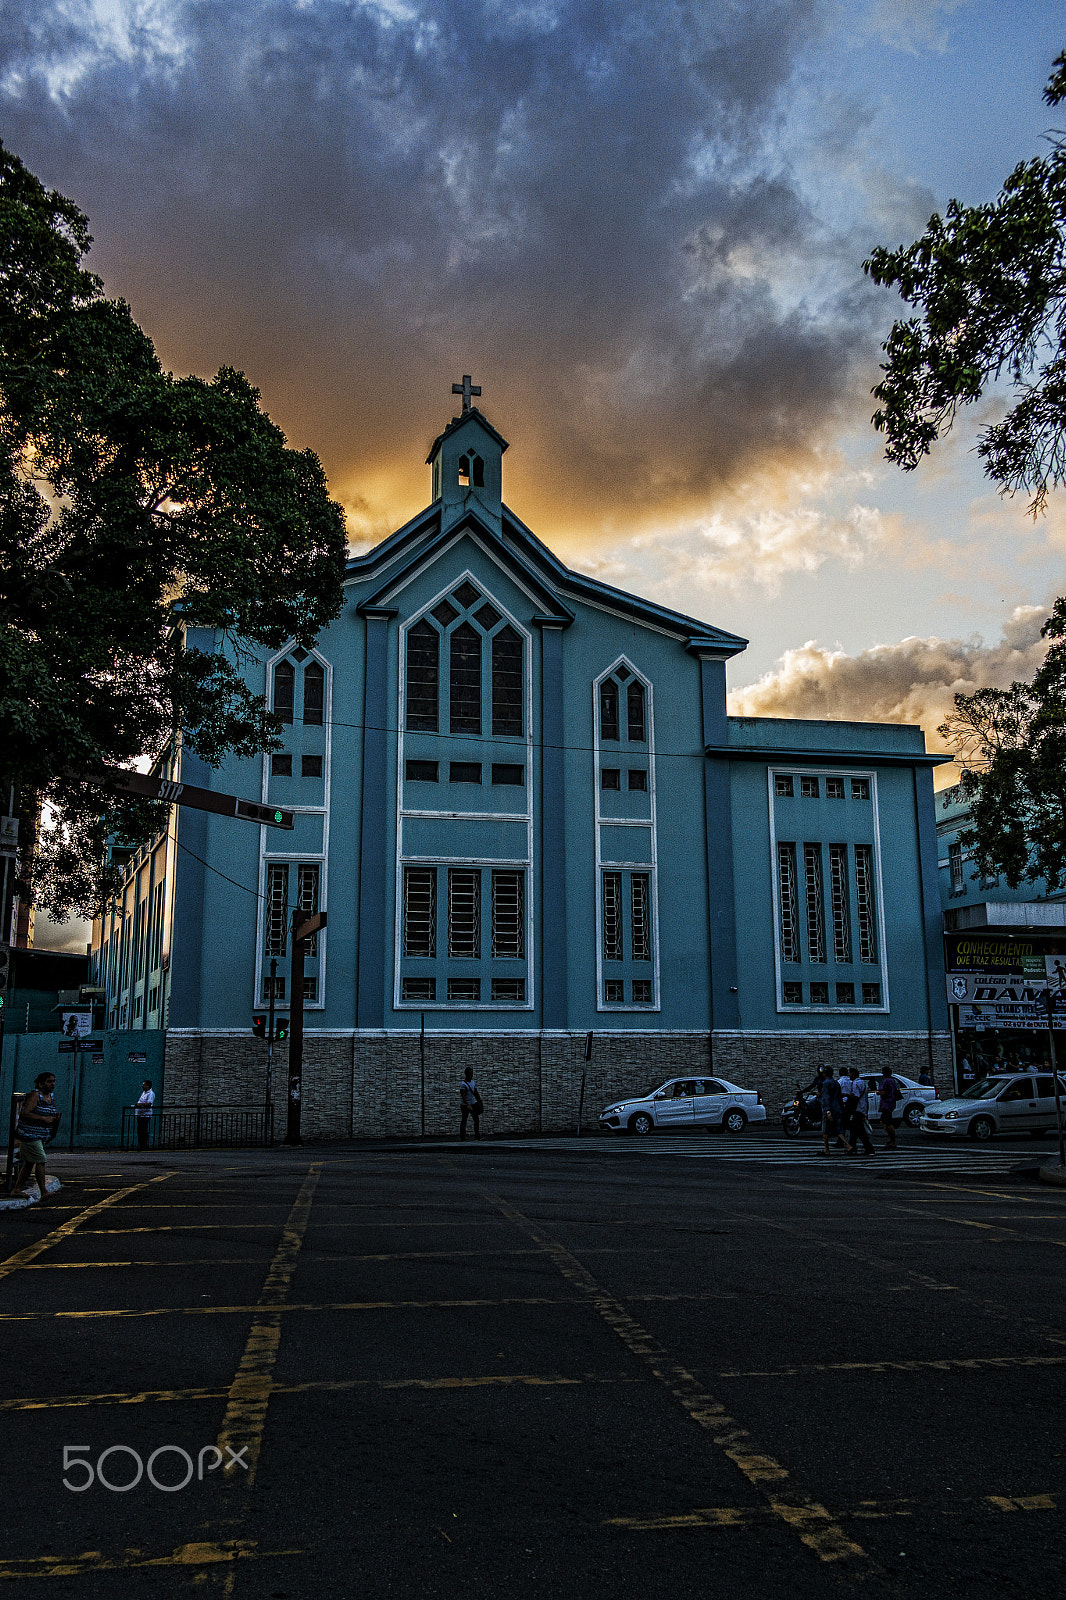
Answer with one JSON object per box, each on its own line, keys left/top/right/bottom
{"left": 920, "top": 1073, "right": 1066, "bottom": 1140}
{"left": 599, "top": 1077, "right": 767, "bottom": 1135}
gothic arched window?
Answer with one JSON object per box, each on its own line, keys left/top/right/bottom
{"left": 627, "top": 680, "right": 645, "bottom": 743}
{"left": 450, "top": 623, "right": 482, "bottom": 734}
{"left": 492, "top": 627, "right": 523, "bottom": 737}
{"left": 303, "top": 660, "right": 324, "bottom": 726}
{"left": 599, "top": 679, "right": 619, "bottom": 741}
{"left": 273, "top": 660, "right": 294, "bottom": 724}
{"left": 406, "top": 620, "right": 440, "bottom": 732}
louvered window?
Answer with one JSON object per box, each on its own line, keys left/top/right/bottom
{"left": 273, "top": 661, "right": 294, "bottom": 724}
{"left": 297, "top": 864, "right": 320, "bottom": 956}
{"left": 828, "top": 844, "right": 851, "bottom": 963}
{"left": 803, "top": 843, "right": 826, "bottom": 963}
{"left": 303, "top": 661, "right": 324, "bottom": 725}
{"left": 406, "top": 620, "right": 439, "bottom": 732}
{"left": 777, "top": 843, "right": 799, "bottom": 964}
{"left": 403, "top": 868, "right": 436, "bottom": 958}
{"left": 266, "top": 864, "right": 289, "bottom": 957}
{"left": 631, "top": 874, "right": 651, "bottom": 961}
{"left": 855, "top": 845, "right": 878, "bottom": 964}
{"left": 627, "top": 681, "right": 646, "bottom": 742}
{"left": 450, "top": 623, "right": 481, "bottom": 734}
{"left": 492, "top": 627, "right": 524, "bottom": 736}
{"left": 448, "top": 869, "right": 481, "bottom": 958}
{"left": 602, "top": 872, "right": 623, "bottom": 961}
{"left": 491, "top": 871, "right": 524, "bottom": 958}
{"left": 150, "top": 882, "right": 164, "bottom": 970}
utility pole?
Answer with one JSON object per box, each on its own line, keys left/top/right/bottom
{"left": 266, "top": 957, "right": 277, "bottom": 1116}
{"left": 1044, "top": 988, "right": 1066, "bottom": 1169}
{"left": 284, "top": 910, "right": 326, "bottom": 1145}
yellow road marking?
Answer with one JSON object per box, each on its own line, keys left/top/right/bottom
{"left": 483, "top": 1189, "right": 872, "bottom": 1573}
{"left": 215, "top": 1163, "right": 320, "bottom": 1487}
{"left": 0, "top": 1370, "right": 642, "bottom": 1412}
{"left": 885, "top": 1199, "right": 1066, "bottom": 1248}
{"left": 716, "top": 1353, "right": 1066, "bottom": 1379}
{"left": 79, "top": 1218, "right": 514, "bottom": 1233}
{"left": 606, "top": 1491, "right": 1058, "bottom": 1531}
{"left": 0, "top": 1174, "right": 174, "bottom": 1282}
{"left": 0, "top": 1539, "right": 301, "bottom": 1579}
{"left": 20, "top": 1245, "right": 638, "bottom": 1270}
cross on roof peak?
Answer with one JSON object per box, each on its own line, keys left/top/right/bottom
{"left": 451, "top": 374, "right": 481, "bottom": 412}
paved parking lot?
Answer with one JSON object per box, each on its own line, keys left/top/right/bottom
{"left": 0, "top": 1138, "right": 1063, "bottom": 1597}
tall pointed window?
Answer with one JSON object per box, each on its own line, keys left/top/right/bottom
{"left": 303, "top": 661, "right": 324, "bottom": 726}
{"left": 406, "top": 620, "right": 439, "bottom": 732}
{"left": 273, "top": 661, "right": 294, "bottom": 724}
{"left": 627, "top": 681, "right": 646, "bottom": 743}
{"left": 492, "top": 627, "right": 523, "bottom": 737}
{"left": 600, "top": 680, "right": 619, "bottom": 741}
{"left": 450, "top": 623, "right": 481, "bottom": 734}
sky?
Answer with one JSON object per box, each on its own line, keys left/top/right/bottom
{"left": 3, "top": 0, "right": 1064, "bottom": 950}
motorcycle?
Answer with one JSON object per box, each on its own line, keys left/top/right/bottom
{"left": 781, "top": 1084, "right": 821, "bottom": 1138}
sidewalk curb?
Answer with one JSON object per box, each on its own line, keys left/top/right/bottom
{"left": 1037, "top": 1162, "right": 1066, "bottom": 1188}
{"left": 0, "top": 1177, "right": 63, "bottom": 1211}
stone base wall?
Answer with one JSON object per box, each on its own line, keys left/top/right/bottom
{"left": 164, "top": 1029, "right": 953, "bottom": 1141}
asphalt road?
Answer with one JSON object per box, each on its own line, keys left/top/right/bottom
{"left": 1, "top": 1131, "right": 1064, "bottom": 1599}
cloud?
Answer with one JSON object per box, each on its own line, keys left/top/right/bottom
{"left": 0, "top": 0, "right": 897, "bottom": 545}
{"left": 728, "top": 603, "right": 1050, "bottom": 763}
{"left": 863, "top": 0, "right": 969, "bottom": 53}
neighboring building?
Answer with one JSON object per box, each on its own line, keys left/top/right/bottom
{"left": 937, "top": 782, "right": 1066, "bottom": 1084}
{"left": 90, "top": 391, "right": 950, "bottom": 1136}
{"left": 6, "top": 948, "right": 90, "bottom": 1034}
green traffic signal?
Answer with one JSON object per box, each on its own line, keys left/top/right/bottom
{"left": 273, "top": 810, "right": 283, "bottom": 823}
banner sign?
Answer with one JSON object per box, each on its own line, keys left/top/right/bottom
{"left": 945, "top": 934, "right": 1049, "bottom": 979}
{"left": 957, "top": 1003, "right": 1062, "bottom": 1033}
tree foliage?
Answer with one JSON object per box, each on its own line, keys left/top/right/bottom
{"left": 864, "top": 51, "right": 1066, "bottom": 512}
{"left": 0, "top": 142, "right": 348, "bottom": 918}
{"left": 939, "top": 599, "right": 1066, "bottom": 892}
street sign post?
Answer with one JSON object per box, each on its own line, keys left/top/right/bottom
{"left": 285, "top": 912, "right": 327, "bottom": 1145}
{"left": 79, "top": 768, "right": 294, "bottom": 830}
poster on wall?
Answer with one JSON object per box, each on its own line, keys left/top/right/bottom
{"left": 60, "top": 1011, "right": 91, "bottom": 1038}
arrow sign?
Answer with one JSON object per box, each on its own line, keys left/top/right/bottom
{"left": 80, "top": 768, "right": 294, "bottom": 829}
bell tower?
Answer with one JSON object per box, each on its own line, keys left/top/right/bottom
{"left": 427, "top": 376, "right": 508, "bottom": 536}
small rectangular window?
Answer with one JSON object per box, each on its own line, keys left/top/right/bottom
{"left": 491, "top": 978, "right": 526, "bottom": 1002}
{"left": 601, "top": 768, "right": 621, "bottom": 791}
{"left": 800, "top": 776, "right": 819, "bottom": 798}
{"left": 491, "top": 763, "right": 524, "bottom": 785}
{"left": 450, "top": 762, "right": 482, "bottom": 784}
{"left": 810, "top": 981, "right": 829, "bottom": 1005}
{"left": 852, "top": 778, "right": 870, "bottom": 800}
{"left": 862, "top": 982, "right": 882, "bottom": 1006}
{"left": 402, "top": 977, "right": 436, "bottom": 1001}
{"left": 628, "top": 769, "right": 647, "bottom": 791}
{"left": 271, "top": 754, "right": 292, "bottom": 777}
{"left": 303, "top": 976, "right": 318, "bottom": 1002}
{"left": 632, "top": 979, "right": 652, "bottom": 1004}
{"left": 448, "top": 977, "right": 481, "bottom": 1002}
{"left": 775, "top": 775, "right": 794, "bottom": 797}
{"left": 604, "top": 979, "right": 624, "bottom": 1003}
{"left": 263, "top": 975, "right": 286, "bottom": 1001}
{"left": 836, "top": 982, "right": 855, "bottom": 1005}
{"left": 301, "top": 755, "right": 323, "bottom": 778}
{"left": 782, "top": 981, "right": 803, "bottom": 1005}
{"left": 406, "top": 760, "right": 439, "bottom": 782}
{"left": 148, "top": 985, "right": 159, "bottom": 1012}
{"left": 826, "top": 777, "right": 845, "bottom": 799}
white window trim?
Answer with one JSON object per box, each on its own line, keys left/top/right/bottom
{"left": 767, "top": 765, "right": 890, "bottom": 1015}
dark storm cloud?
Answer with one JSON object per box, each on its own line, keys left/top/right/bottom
{"left": 0, "top": 1, "right": 896, "bottom": 540}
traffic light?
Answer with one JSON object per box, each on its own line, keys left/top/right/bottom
{"left": 252, "top": 1015, "right": 267, "bottom": 1039}
{"left": 274, "top": 1017, "right": 290, "bottom": 1043}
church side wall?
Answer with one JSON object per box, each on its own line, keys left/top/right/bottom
{"left": 163, "top": 1028, "right": 952, "bottom": 1139}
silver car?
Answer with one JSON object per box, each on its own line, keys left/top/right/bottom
{"left": 920, "top": 1073, "right": 1066, "bottom": 1141}
{"left": 599, "top": 1077, "right": 768, "bottom": 1136}
{"left": 858, "top": 1073, "right": 938, "bottom": 1129}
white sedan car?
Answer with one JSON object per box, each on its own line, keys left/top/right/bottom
{"left": 920, "top": 1072, "right": 1066, "bottom": 1140}
{"left": 599, "top": 1077, "right": 767, "bottom": 1135}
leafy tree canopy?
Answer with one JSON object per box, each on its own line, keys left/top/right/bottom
{"left": 0, "top": 142, "right": 348, "bottom": 918}
{"left": 864, "top": 51, "right": 1066, "bottom": 513}
{"left": 940, "top": 600, "right": 1066, "bottom": 892}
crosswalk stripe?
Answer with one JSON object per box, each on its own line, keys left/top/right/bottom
{"left": 418, "top": 1135, "right": 1031, "bottom": 1173}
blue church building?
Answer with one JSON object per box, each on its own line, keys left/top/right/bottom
{"left": 92, "top": 387, "right": 950, "bottom": 1137}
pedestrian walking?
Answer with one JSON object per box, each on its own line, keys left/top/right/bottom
{"left": 135, "top": 1080, "right": 155, "bottom": 1150}
{"left": 850, "top": 1072, "right": 876, "bottom": 1155}
{"left": 877, "top": 1070, "right": 899, "bottom": 1149}
{"left": 12, "top": 1072, "right": 60, "bottom": 1202}
{"left": 459, "top": 1068, "right": 482, "bottom": 1141}
{"left": 820, "top": 1069, "right": 844, "bottom": 1155}
{"left": 839, "top": 1067, "right": 859, "bottom": 1153}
